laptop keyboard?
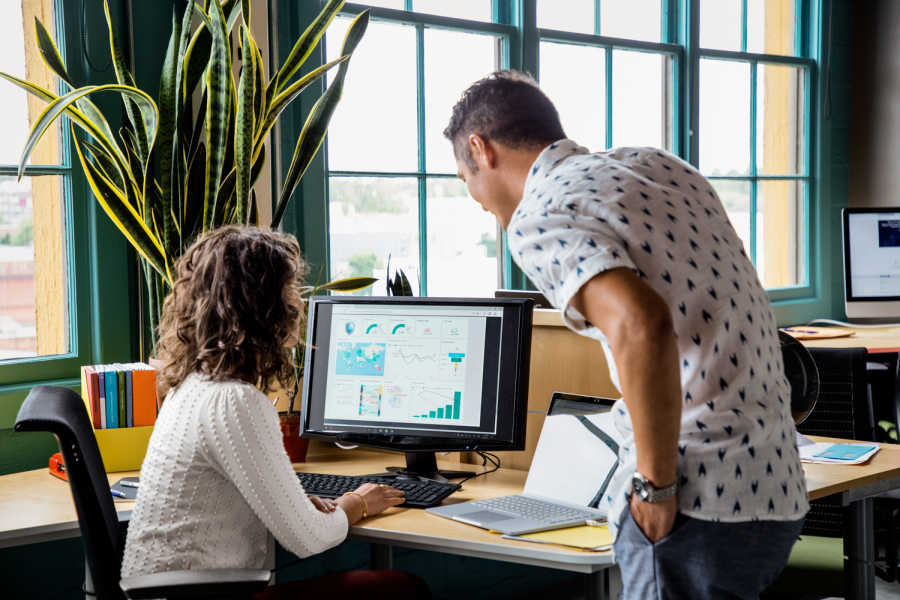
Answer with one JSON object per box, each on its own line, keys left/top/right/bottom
{"left": 471, "top": 495, "right": 598, "bottom": 524}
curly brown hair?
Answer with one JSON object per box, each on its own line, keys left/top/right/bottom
{"left": 155, "top": 226, "right": 308, "bottom": 398}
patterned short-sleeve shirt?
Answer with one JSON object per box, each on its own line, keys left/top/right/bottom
{"left": 507, "top": 140, "right": 808, "bottom": 537}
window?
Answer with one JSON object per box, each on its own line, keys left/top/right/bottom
{"left": 291, "top": 0, "right": 819, "bottom": 297}
{"left": 0, "top": 0, "right": 71, "bottom": 360}
{"left": 324, "top": 6, "right": 506, "bottom": 297}
{"left": 698, "top": 0, "right": 809, "bottom": 289}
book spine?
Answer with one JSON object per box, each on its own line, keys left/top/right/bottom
{"left": 133, "top": 365, "right": 158, "bottom": 427}
{"left": 125, "top": 367, "right": 134, "bottom": 428}
{"left": 106, "top": 369, "right": 118, "bottom": 429}
{"left": 117, "top": 367, "right": 126, "bottom": 428}
{"left": 85, "top": 367, "right": 101, "bottom": 430}
{"left": 97, "top": 367, "right": 107, "bottom": 429}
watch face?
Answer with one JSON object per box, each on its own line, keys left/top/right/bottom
{"left": 633, "top": 477, "right": 649, "bottom": 500}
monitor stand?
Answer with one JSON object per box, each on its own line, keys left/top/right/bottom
{"left": 368, "top": 452, "right": 475, "bottom": 484}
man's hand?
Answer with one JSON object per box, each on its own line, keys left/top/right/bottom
{"left": 630, "top": 494, "right": 678, "bottom": 543}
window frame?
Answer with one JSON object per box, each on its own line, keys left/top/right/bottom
{"left": 275, "top": 0, "right": 834, "bottom": 323}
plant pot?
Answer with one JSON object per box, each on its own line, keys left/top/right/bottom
{"left": 279, "top": 415, "right": 309, "bottom": 463}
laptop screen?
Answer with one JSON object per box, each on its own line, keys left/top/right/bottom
{"left": 524, "top": 396, "right": 624, "bottom": 510}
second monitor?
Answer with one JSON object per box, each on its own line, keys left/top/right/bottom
{"left": 300, "top": 297, "right": 533, "bottom": 482}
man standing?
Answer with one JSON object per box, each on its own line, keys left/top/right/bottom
{"left": 444, "top": 71, "right": 807, "bottom": 599}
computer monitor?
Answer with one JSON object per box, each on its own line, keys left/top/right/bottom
{"left": 300, "top": 296, "right": 533, "bottom": 482}
{"left": 843, "top": 208, "right": 900, "bottom": 322}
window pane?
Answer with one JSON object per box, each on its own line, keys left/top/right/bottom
{"left": 758, "top": 179, "right": 805, "bottom": 288}
{"left": 539, "top": 42, "right": 606, "bottom": 153}
{"left": 747, "top": 0, "right": 796, "bottom": 56}
{"left": 426, "top": 179, "right": 498, "bottom": 297}
{"left": 329, "top": 178, "right": 420, "bottom": 294}
{"left": 711, "top": 179, "right": 752, "bottom": 258}
{"left": 537, "top": 0, "right": 593, "bottom": 34}
{"left": 359, "top": 1, "right": 405, "bottom": 9}
{"left": 601, "top": 0, "right": 660, "bottom": 43}
{"left": 700, "top": 0, "right": 742, "bottom": 51}
{"left": 0, "top": 175, "right": 69, "bottom": 359}
{"left": 0, "top": 1, "right": 61, "bottom": 166}
{"left": 757, "top": 64, "right": 804, "bottom": 175}
{"left": 414, "top": 0, "right": 491, "bottom": 22}
{"left": 699, "top": 59, "right": 750, "bottom": 176}
{"left": 326, "top": 18, "right": 418, "bottom": 172}
{"left": 612, "top": 50, "right": 669, "bottom": 150}
{"left": 425, "top": 29, "right": 498, "bottom": 174}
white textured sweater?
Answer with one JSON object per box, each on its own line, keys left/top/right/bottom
{"left": 121, "top": 374, "right": 348, "bottom": 577}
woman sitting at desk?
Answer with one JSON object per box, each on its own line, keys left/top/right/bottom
{"left": 121, "top": 226, "right": 431, "bottom": 599}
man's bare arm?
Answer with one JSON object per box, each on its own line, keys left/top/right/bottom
{"left": 569, "top": 267, "right": 682, "bottom": 541}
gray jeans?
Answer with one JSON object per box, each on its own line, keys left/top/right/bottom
{"left": 614, "top": 506, "right": 805, "bottom": 600}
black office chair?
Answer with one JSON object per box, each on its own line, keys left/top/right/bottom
{"left": 765, "top": 346, "right": 870, "bottom": 598}
{"left": 14, "top": 385, "right": 271, "bottom": 600}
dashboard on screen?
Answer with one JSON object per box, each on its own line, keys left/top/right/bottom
{"left": 845, "top": 210, "right": 900, "bottom": 300}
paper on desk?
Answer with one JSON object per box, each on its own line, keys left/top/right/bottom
{"left": 501, "top": 524, "right": 613, "bottom": 552}
{"left": 796, "top": 432, "right": 879, "bottom": 464}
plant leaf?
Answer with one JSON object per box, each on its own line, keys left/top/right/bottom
{"left": 183, "top": 142, "right": 207, "bottom": 245}
{"left": 81, "top": 140, "right": 125, "bottom": 192}
{"left": 235, "top": 25, "right": 256, "bottom": 224}
{"left": 157, "top": 6, "right": 184, "bottom": 260}
{"left": 318, "top": 276, "right": 378, "bottom": 293}
{"left": 202, "top": 0, "right": 232, "bottom": 231}
{"left": 104, "top": 0, "right": 150, "bottom": 164}
{"left": 247, "top": 188, "right": 258, "bottom": 226}
{"left": 17, "top": 84, "right": 157, "bottom": 182}
{"left": 34, "top": 18, "right": 73, "bottom": 88}
{"left": 241, "top": 0, "right": 251, "bottom": 26}
{"left": 253, "top": 55, "right": 348, "bottom": 159}
{"left": 277, "top": 0, "right": 344, "bottom": 92}
{"left": 74, "top": 129, "right": 170, "bottom": 284}
{"left": 252, "top": 36, "right": 266, "bottom": 138}
{"left": 397, "top": 268, "right": 413, "bottom": 296}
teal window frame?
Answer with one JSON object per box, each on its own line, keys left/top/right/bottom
{"left": 0, "top": 0, "right": 140, "bottom": 415}
{"left": 277, "top": 0, "right": 835, "bottom": 323}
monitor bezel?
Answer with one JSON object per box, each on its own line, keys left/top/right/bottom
{"left": 300, "top": 296, "right": 533, "bottom": 453}
{"left": 843, "top": 207, "right": 900, "bottom": 303}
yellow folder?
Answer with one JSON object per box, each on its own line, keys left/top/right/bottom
{"left": 501, "top": 524, "right": 613, "bottom": 552}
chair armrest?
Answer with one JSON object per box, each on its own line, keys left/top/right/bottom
{"left": 120, "top": 568, "right": 271, "bottom": 599}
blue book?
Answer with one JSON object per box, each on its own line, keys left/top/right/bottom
{"left": 105, "top": 368, "right": 119, "bottom": 429}
{"left": 125, "top": 365, "right": 134, "bottom": 428}
{"left": 95, "top": 365, "right": 106, "bottom": 429}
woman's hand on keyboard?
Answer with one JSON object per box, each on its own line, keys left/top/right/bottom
{"left": 336, "top": 483, "right": 406, "bottom": 525}
{"left": 310, "top": 496, "right": 338, "bottom": 514}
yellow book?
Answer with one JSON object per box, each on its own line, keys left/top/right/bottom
{"left": 501, "top": 524, "right": 613, "bottom": 552}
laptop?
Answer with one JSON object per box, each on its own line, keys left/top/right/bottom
{"left": 427, "top": 392, "right": 623, "bottom": 535}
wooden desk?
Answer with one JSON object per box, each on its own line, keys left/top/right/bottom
{"left": 800, "top": 326, "right": 900, "bottom": 354}
{"left": 3, "top": 441, "right": 899, "bottom": 600}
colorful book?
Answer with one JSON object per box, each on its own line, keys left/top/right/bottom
{"left": 96, "top": 365, "right": 107, "bottom": 429}
{"left": 105, "top": 367, "right": 119, "bottom": 429}
{"left": 131, "top": 362, "right": 158, "bottom": 427}
{"left": 125, "top": 366, "right": 134, "bottom": 428}
{"left": 84, "top": 366, "right": 101, "bottom": 430}
{"left": 115, "top": 365, "right": 127, "bottom": 428}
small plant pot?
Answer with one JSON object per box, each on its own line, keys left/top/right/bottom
{"left": 279, "top": 415, "right": 309, "bottom": 463}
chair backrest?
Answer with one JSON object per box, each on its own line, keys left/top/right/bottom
{"left": 15, "top": 386, "right": 126, "bottom": 600}
{"left": 797, "top": 347, "right": 870, "bottom": 538}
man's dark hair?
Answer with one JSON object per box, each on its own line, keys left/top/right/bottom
{"left": 443, "top": 70, "right": 566, "bottom": 170}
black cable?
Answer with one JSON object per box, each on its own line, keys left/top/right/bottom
{"left": 457, "top": 451, "right": 500, "bottom": 485}
{"left": 82, "top": 0, "right": 112, "bottom": 73}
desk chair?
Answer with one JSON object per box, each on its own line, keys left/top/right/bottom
{"left": 765, "top": 347, "right": 869, "bottom": 599}
{"left": 14, "top": 385, "right": 271, "bottom": 600}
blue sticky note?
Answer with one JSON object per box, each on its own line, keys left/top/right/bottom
{"left": 814, "top": 444, "right": 876, "bottom": 461}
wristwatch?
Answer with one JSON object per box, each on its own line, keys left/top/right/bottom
{"left": 632, "top": 472, "right": 677, "bottom": 503}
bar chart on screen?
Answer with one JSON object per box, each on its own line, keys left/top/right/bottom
{"left": 410, "top": 385, "right": 463, "bottom": 422}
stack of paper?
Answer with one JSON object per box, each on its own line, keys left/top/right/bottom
{"left": 501, "top": 524, "right": 613, "bottom": 552}
{"left": 796, "top": 432, "right": 879, "bottom": 465}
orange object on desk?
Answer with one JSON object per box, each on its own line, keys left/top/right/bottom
{"left": 49, "top": 453, "right": 67, "bottom": 481}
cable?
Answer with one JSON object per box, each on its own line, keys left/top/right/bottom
{"left": 82, "top": 0, "right": 112, "bottom": 73}
{"left": 457, "top": 451, "right": 500, "bottom": 486}
{"left": 806, "top": 318, "right": 900, "bottom": 329}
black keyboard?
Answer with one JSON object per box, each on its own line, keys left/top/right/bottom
{"left": 297, "top": 473, "right": 460, "bottom": 508}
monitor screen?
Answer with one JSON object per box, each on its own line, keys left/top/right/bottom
{"left": 301, "top": 297, "right": 532, "bottom": 452}
{"left": 845, "top": 210, "right": 900, "bottom": 300}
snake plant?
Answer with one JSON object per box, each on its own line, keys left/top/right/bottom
{"left": 1, "top": 0, "right": 372, "bottom": 352}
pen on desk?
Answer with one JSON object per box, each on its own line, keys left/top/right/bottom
{"left": 111, "top": 490, "right": 127, "bottom": 498}
{"left": 783, "top": 328, "right": 819, "bottom": 335}
{"left": 120, "top": 481, "right": 139, "bottom": 489}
